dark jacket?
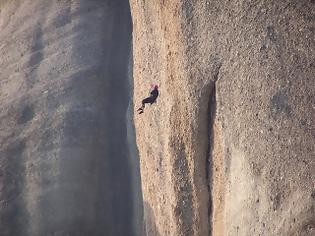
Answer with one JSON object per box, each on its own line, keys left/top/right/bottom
{"left": 142, "top": 88, "right": 159, "bottom": 105}
{"left": 150, "top": 88, "right": 159, "bottom": 100}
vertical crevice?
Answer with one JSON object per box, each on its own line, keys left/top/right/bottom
{"left": 206, "top": 63, "right": 221, "bottom": 236}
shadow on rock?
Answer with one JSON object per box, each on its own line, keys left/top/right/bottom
{"left": 143, "top": 202, "right": 161, "bottom": 236}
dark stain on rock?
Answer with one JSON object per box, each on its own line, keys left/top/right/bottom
{"left": 259, "top": 44, "right": 267, "bottom": 52}
{"left": 302, "top": 219, "right": 315, "bottom": 234}
{"left": 27, "top": 23, "right": 44, "bottom": 89}
{"left": 17, "top": 104, "right": 35, "bottom": 124}
{"left": 259, "top": 44, "right": 269, "bottom": 65}
{"left": 53, "top": 4, "right": 71, "bottom": 28}
{"left": 267, "top": 25, "right": 277, "bottom": 42}
{"left": 270, "top": 90, "right": 291, "bottom": 117}
{"left": 173, "top": 141, "right": 194, "bottom": 235}
{"left": 271, "top": 193, "right": 281, "bottom": 211}
{"left": 37, "top": 128, "right": 55, "bottom": 151}
{"left": 0, "top": 139, "right": 29, "bottom": 236}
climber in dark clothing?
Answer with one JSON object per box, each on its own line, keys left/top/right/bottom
{"left": 137, "top": 85, "right": 159, "bottom": 114}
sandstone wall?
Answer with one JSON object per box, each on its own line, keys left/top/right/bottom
{"left": 131, "top": 1, "right": 315, "bottom": 235}
{"left": 0, "top": 1, "right": 141, "bottom": 235}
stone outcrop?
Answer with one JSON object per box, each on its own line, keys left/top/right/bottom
{"left": 130, "top": 0, "right": 314, "bottom": 235}
{"left": 0, "top": 1, "right": 142, "bottom": 235}
{"left": 1, "top": 0, "right": 314, "bottom": 235}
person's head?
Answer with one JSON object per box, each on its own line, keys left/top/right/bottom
{"left": 154, "top": 85, "right": 159, "bottom": 89}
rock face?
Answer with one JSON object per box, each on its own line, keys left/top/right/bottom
{"left": 131, "top": 0, "right": 314, "bottom": 235}
{"left": 0, "top": 1, "right": 142, "bottom": 236}
{"left": 1, "top": 0, "right": 314, "bottom": 235}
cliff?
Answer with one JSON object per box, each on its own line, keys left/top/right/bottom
{"left": 0, "top": 1, "right": 142, "bottom": 235}
{"left": 1, "top": 0, "right": 314, "bottom": 236}
{"left": 130, "top": 0, "right": 314, "bottom": 235}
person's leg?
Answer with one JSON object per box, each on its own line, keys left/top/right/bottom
{"left": 137, "top": 99, "right": 146, "bottom": 111}
{"left": 137, "top": 97, "right": 154, "bottom": 114}
{"left": 142, "top": 97, "right": 152, "bottom": 105}
{"left": 138, "top": 97, "right": 151, "bottom": 110}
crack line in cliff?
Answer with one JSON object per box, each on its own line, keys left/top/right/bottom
{"left": 206, "top": 63, "right": 221, "bottom": 236}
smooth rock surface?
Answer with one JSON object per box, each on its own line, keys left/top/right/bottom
{"left": 0, "top": 1, "right": 142, "bottom": 235}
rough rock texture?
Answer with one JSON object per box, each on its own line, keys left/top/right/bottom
{"left": 131, "top": 0, "right": 315, "bottom": 235}
{"left": 0, "top": 1, "right": 142, "bottom": 236}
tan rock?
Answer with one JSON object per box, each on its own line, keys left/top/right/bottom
{"left": 131, "top": 1, "right": 315, "bottom": 235}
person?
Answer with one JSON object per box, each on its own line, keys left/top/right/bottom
{"left": 137, "top": 85, "right": 159, "bottom": 114}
